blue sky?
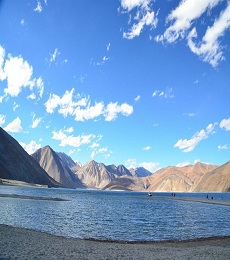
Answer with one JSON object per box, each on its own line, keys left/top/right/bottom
{"left": 0, "top": 0, "right": 230, "bottom": 172}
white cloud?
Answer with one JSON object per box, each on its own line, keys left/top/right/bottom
{"left": 0, "top": 114, "right": 6, "bottom": 126}
{"left": 3, "top": 56, "right": 33, "bottom": 96}
{"left": 219, "top": 117, "right": 230, "bottom": 131}
{"left": 34, "top": 1, "right": 42, "bottom": 13}
{"left": 156, "top": 0, "right": 220, "bottom": 43}
{"left": 123, "top": 10, "right": 158, "bottom": 39}
{"left": 187, "top": 3, "right": 230, "bottom": 67}
{"left": 152, "top": 90, "right": 159, "bottom": 97}
{"left": 27, "top": 93, "right": 36, "bottom": 100}
{"left": 125, "top": 158, "right": 159, "bottom": 172}
{"left": 45, "top": 88, "right": 133, "bottom": 122}
{"left": 20, "top": 140, "right": 41, "bottom": 154}
{"left": 183, "top": 112, "right": 196, "bottom": 117}
{"left": 4, "top": 117, "right": 23, "bottom": 133}
{"left": 125, "top": 158, "right": 138, "bottom": 169}
{"left": 174, "top": 123, "right": 217, "bottom": 152}
{"left": 106, "top": 43, "right": 111, "bottom": 51}
{"left": 176, "top": 161, "right": 190, "bottom": 167}
{"left": 218, "top": 144, "right": 229, "bottom": 151}
{"left": 134, "top": 95, "right": 140, "bottom": 102}
{"left": 0, "top": 45, "right": 44, "bottom": 99}
{"left": 50, "top": 48, "right": 60, "bottom": 63}
{"left": 90, "top": 146, "right": 112, "bottom": 160}
{"left": 65, "top": 127, "right": 74, "bottom": 133}
{"left": 52, "top": 129, "right": 95, "bottom": 148}
{"left": 45, "top": 88, "right": 77, "bottom": 116}
{"left": 143, "top": 145, "right": 151, "bottom": 151}
{"left": 90, "top": 142, "right": 100, "bottom": 149}
{"left": 13, "top": 102, "right": 19, "bottom": 111}
{"left": 74, "top": 102, "right": 104, "bottom": 121}
{"left": 152, "top": 87, "right": 174, "bottom": 99}
{"left": 140, "top": 161, "right": 159, "bottom": 172}
{"left": 68, "top": 149, "right": 75, "bottom": 156}
{"left": 103, "top": 56, "right": 109, "bottom": 61}
{"left": 155, "top": 0, "right": 229, "bottom": 67}
{"left": 104, "top": 102, "right": 133, "bottom": 121}
{"left": 31, "top": 115, "right": 42, "bottom": 128}
{"left": 120, "top": 0, "right": 158, "bottom": 40}
{"left": 91, "top": 150, "right": 96, "bottom": 159}
{"left": 120, "top": 0, "right": 152, "bottom": 12}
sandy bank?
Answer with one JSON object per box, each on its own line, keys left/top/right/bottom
{"left": 0, "top": 178, "right": 48, "bottom": 188}
{"left": 153, "top": 195, "right": 230, "bottom": 207}
{"left": 0, "top": 224, "right": 230, "bottom": 259}
{"left": 0, "top": 193, "right": 68, "bottom": 201}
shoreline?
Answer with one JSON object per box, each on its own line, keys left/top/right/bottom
{"left": 0, "top": 193, "right": 68, "bottom": 201}
{"left": 1, "top": 224, "right": 230, "bottom": 259}
{"left": 152, "top": 195, "right": 230, "bottom": 207}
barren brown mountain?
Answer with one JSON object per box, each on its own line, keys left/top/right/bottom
{"left": 31, "top": 146, "right": 84, "bottom": 188}
{"left": 194, "top": 161, "right": 230, "bottom": 192}
{"left": 146, "top": 162, "right": 218, "bottom": 192}
{"left": 75, "top": 160, "right": 116, "bottom": 189}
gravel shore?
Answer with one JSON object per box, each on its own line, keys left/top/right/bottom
{"left": 1, "top": 224, "right": 230, "bottom": 260}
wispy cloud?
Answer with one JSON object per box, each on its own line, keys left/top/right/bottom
{"left": 187, "top": 3, "right": 230, "bottom": 67}
{"left": 155, "top": 0, "right": 229, "bottom": 67}
{"left": 156, "top": 0, "right": 220, "bottom": 43}
{"left": 183, "top": 112, "right": 196, "bottom": 117}
{"left": 218, "top": 144, "right": 229, "bottom": 151}
{"left": 50, "top": 48, "right": 60, "bottom": 64}
{"left": 13, "top": 102, "right": 19, "bottom": 111}
{"left": 120, "top": 0, "right": 158, "bottom": 39}
{"left": 134, "top": 95, "right": 140, "bottom": 102}
{"left": 174, "top": 123, "right": 217, "bottom": 152}
{"left": 34, "top": 1, "right": 42, "bottom": 13}
{"left": 152, "top": 87, "right": 174, "bottom": 99}
{"left": 31, "top": 115, "right": 42, "bottom": 129}
{"left": 0, "top": 114, "right": 6, "bottom": 126}
{"left": 143, "top": 145, "right": 151, "bottom": 151}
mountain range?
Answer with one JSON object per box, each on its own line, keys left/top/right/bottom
{"left": 0, "top": 127, "right": 230, "bottom": 192}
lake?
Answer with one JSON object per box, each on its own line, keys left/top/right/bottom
{"left": 0, "top": 185, "right": 230, "bottom": 242}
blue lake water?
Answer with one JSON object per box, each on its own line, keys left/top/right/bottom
{"left": 0, "top": 185, "right": 230, "bottom": 242}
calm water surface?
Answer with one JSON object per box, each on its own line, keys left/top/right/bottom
{"left": 0, "top": 186, "right": 230, "bottom": 242}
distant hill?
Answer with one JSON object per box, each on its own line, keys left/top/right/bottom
{"left": 105, "top": 164, "right": 132, "bottom": 177}
{"left": 1, "top": 127, "right": 229, "bottom": 192}
{"left": 0, "top": 127, "right": 60, "bottom": 187}
{"left": 146, "top": 162, "right": 218, "bottom": 192}
{"left": 76, "top": 160, "right": 115, "bottom": 189}
{"left": 194, "top": 161, "right": 230, "bottom": 192}
{"left": 103, "top": 176, "right": 147, "bottom": 191}
{"left": 129, "top": 167, "right": 152, "bottom": 177}
{"left": 31, "top": 146, "right": 84, "bottom": 188}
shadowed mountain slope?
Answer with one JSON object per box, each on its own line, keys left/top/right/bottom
{"left": 0, "top": 127, "right": 60, "bottom": 187}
